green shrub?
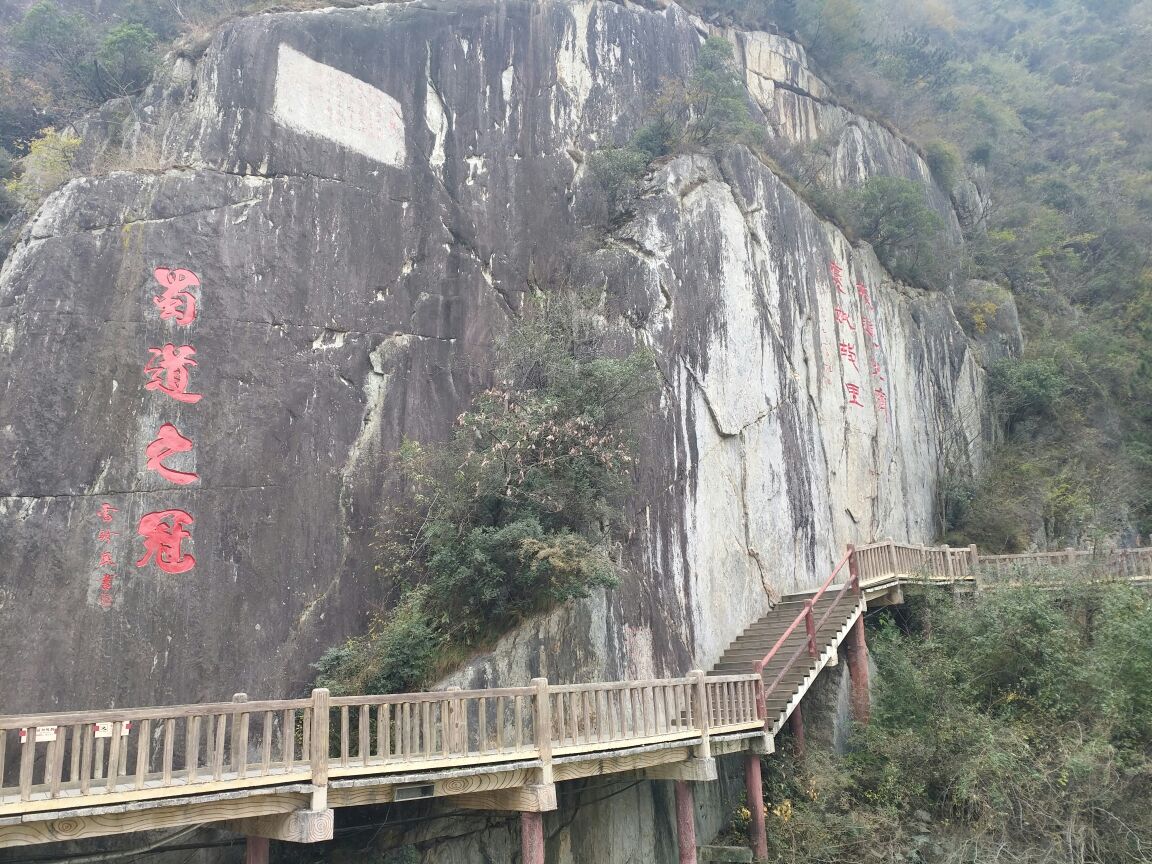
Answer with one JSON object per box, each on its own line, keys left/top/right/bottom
{"left": 842, "top": 176, "right": 946, "bottom": 286}
{"left": 763, "top": 584, "right": 1152, "bottom": 863}
{"left": 4, "top": 127, "right": 81, "bottom": 209}
{"left": 316, "top": 293, "right": 658, "bottom": 694}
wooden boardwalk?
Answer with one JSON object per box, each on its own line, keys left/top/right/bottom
{"left": 1, "top": 541, "right": 1147, "bottom": 853}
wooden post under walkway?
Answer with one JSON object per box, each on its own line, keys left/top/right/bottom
{"left": 521, "top": 812, "right": 545, "bottom": 864}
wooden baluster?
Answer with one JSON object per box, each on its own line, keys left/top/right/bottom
{"left": 568, "top": 693, "right": 579, "bottom": 745}
{"left": 398, "top": 704, "right": 408, "bottom": 758}
{"left": 420, "top": 702, "right": 431, "bottom": 757}
{"left": 105, "top": 722, "right": 124, "bottom": 792}
{"left": 804, "top": 600, "right": 818, "bottom": 658}
{"left": 46, "top": 733, "right": 65, "bottom": 798}
{"left": 78, "top": 725, "right": 94, "bottom": 794}
{"left": 203, "top": 715, "right": 215, "bottom": 779}
{"left": 301, "top": 708, "right": 311, "bottom": 770}
{"left": 380, "top": 705, "right": 391, "bottom": 761}
{"left": 261, "top": 712, "right": 273, "bottom": 776}
{"left": 280, "top": 710, "right": 294, "bottom": 772}
{"left": 18, "top": 727, "right": 36, "bottom": 802}
{"left": 339, "top": 706, "right": 350, "bottom": 768}
{"left": 212, "top": 714, "right": 227, "bottom": 781}
{"left": 0, "top": 728, "right": 6, "bottom": 790}
{"left": 496, "top": 696, "right": 506, "bottom": 753}
{"left": 134, "top": 719, "right": 151, "bottom": 790}
{"left": 93, "top": 736, "right": 106, "bottom": 781}
{"left": 515, "top": 695, "right": 524, "bottom": 751}
{"left": 359, "top": 705, "right": 370, "bottom": 766}
{"left": 477, "top": 698, "right": 488, "bottom": 754}
{"left": 68, "top": 725, "right": 81, "bottom": 783}
{"left": 232, "top": 694, "right": 250, "bottom": 780}
{"left": 186, "top": 716, "right": 200, "bottom": 783}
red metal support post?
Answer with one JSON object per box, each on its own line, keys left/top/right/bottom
{"left": 674, "top": 780, "right": 698, "bottom": 864}
{"left": 789, "top": 703, "right": 806, "bottom": 759}
{"left": 245, "top": 837, "right": 269, "bottom": 864}
{"left": 521, "top": 812, "right": 545, "bottom": 864}
{"left": 744, "top": 753, "right": 768, "bottom": 862}
{"left": 803, "top": 600, "right": 818, "bottom": 658}
{"left": 847, "top": 617, "right": 871, "bottom": 725}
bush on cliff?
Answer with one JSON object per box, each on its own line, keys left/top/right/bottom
{"left": 315, "top": 293, "right": 658, "bottom": 694}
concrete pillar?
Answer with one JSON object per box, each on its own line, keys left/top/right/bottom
{"left": 674, "top": 780, "right": 698, "bottom": 864}
{"left": 789, "top": 703, "right": 806, "bottom": 758}
{"left": 244, "top": 837, "right": 269, "bottom": 864}
{"left": 847, "top": 617, "right": 871, "bottom": 724}
{"left": 744, "top": 753, "right": 768, "bottom": 862}
{"left": 521, "top": 812, "right": 545, "bottom": 864}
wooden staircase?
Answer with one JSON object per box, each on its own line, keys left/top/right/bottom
{"left": 710, "top": 587, "right": 865, "bottom": 736}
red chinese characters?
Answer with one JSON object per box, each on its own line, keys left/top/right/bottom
{"left": 845, "top": 383, "right": 864, "bottom": 407}
{"left": 152, "top": 268, "right": 200, "bottom": 326}
{"left": 856, "top": 281, "right": 872, "bottom": 307}
{"left": 870, "top": 359, "right": 886, "bottom": 381}
{"left": 833, "top": 307, "right": 855, "bottom": 330}
{"left": 135, "top": 510, "right": 196, "bottom": 574}
{"left": 145, "top": 423, "right": 199, "bottom": 485}
{"left": 829, "top": 261, "right": 846, "bottom": 294}
{"left": 874, "top": 388, "right": 889, "bottom": 412}
{"left": 144, "top": 344, "right": 202, "bottom": 404}
{"left": 838, "top": 342, "right": 859, "bottom": 371}
{"left": 94, "top": 503, "right": 121, "bottom": 610}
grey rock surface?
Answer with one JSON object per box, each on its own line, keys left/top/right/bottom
{"left": 0, "top": 1, "right": 996, "bottom": 859}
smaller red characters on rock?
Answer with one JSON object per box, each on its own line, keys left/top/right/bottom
{"left": 833, "top": 307, "right": 856, "bottom": 330}
{"left": 875, "top": 387, "right": 889, "bottom": 412}
{"left": 145, "top": 423, "right": 199, "bottom": 485}
{"left": 98, "top": 502, "right": 119, "bottom": 523}
{"left": 152, "top": 268, "right": 200, "bottom": 326}
{"left": 98, "top": 592, "right": 114, "bottom": 609}
{"left": 846, "top": 383, "right": 864, "bottom": 407}
{"left": 829, "top": 261, "right": 846, "bottom": 294}
{"left": 100, "top": 573, "right": 115, "bottom": 591}
{"left": 97, "top": 529, "right": 118, "bottom": 544}
{"left": 144, "top": 344, "right": 203, "bottom": 404}
{"left": 856, "top": 281, "right": 872, "bottom": 306}
{"left": 98, "top": 551, "right": 115, "bottom": 568}
{"left": 838, "top": 342, "right": 859, "bottom": 371}
{"left": 870, "top": 359, "right": 886, "bottom": 381}
{"left": 861, "top": 315, "right": 879, "bottom": 346}
{"left": 135, "top": 509, "right": 196, "bottom": 574}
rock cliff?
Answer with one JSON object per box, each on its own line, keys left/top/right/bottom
{"left": 0, "top": 1, "right": 989, "bottom": 857}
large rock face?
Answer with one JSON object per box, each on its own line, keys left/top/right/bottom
{"left": 0, "top": 1, "right": 987, "bottom": 858}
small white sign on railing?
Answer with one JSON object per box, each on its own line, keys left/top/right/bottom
{"left": 18, "top": 726, "right": 57, "bottom": 743}
{"left": 93, "top": 721, "right": 132, "bottom": 739}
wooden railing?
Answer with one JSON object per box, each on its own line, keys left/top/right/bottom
{"left": 0, "top": 672, "right": 763, "bottom": 816}
{"left": 851, "top": 540, "right": 1152, "bottom": 585}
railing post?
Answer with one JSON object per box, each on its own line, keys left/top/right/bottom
{"left": 744, "top": 752, "right": 768, "bottom": 861}
{"left": 943, "top": 544, "right": 954, "bottom": 584}
{"left": 532, "top": 678, "right": 553, "bottom": 785}
{"left": 803, "top": 600, "right": 818, "bottom": 658}
{"left": 309, "top": 688, "right": 329, "bottom": 811}
{"left": 848, "top": 543, "right": 860, "bottom": 596}
{"left": 886, "top": 537, "right": 898, "bottom": 577}
{"left": 689, "top": 670, "right": 711, "bottom": 760}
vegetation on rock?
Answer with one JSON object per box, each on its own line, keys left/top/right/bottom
{"left": 685, "top": 0, "right": 1152, "bottom": 550}
{"left": 314, "top": 294, "right": 658, "bottom": 694}
{"left": 738, "top": 579, "right": 1152, "bottom": 863}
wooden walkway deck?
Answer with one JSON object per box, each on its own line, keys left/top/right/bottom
{"left": 1, "top": 541, "right": 1147, "bottom": 850}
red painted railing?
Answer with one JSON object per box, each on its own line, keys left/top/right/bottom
{"left": 753, "top": 546, "right": 862, "bottom": 726}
